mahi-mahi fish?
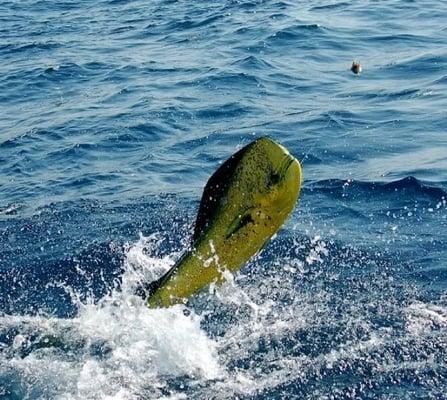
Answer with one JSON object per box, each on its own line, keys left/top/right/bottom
{"left": 140, "top": 136, "right": 303, "bottom": 308}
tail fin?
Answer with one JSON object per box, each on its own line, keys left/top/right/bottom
{"left": 134, "top": 256, "right": 184, "bottom": 300}
{"left": 134, "top": 277, "right": 163, "bottom": 300}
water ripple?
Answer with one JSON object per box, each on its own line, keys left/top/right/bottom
{"left": 1, "top": 0, "right": 447, "bottom": 398}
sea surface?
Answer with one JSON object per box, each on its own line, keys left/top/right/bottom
{"left": 1, "top": 0, "right": 446, "bottom": 399}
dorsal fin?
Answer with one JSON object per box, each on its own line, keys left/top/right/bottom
{"left": 192, "top": 143, "right": 251, "bottom": 243}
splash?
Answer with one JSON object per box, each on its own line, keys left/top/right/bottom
{"left": 1, "top": 232, "right": 446, "bottom": 399}
{"left": 0, "top": 234, "right": 221, "bottom": 400}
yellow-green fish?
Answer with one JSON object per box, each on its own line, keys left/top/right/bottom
{"left": 144, "top": 137, "right": 302, "bottom": 308}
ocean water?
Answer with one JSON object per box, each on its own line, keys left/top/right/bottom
{"left": 1, "top": 0, "right": 446, "bottom": 398}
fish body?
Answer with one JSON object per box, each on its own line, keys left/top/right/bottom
{"left": 146, "top": 137, "right": 302, "bottom": 308}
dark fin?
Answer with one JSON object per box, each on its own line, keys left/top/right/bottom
{"left": 134, "top": 277, "right": 163, "bottom": 300}
{"left": 225, "top": 211, "right": 254, "bottom": 239}
{"left": 193, "top": 143, "right": 252, "bottom": 243}
{"left": 134, "top": 252, "right": 189, "bottom": 299}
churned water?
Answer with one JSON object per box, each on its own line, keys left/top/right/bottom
{"left": 1, "top": 0, "right": 446, "bottom": 399}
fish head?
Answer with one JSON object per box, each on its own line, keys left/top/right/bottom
{"left": 224, "top": 137, "right": 302, "bottom": 240}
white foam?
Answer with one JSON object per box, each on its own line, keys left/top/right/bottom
{"left": 0, "top": 234, "right": 222, "bottom": 399}
{"left": 405, "top": 301, "right": 447, "bottom": 335}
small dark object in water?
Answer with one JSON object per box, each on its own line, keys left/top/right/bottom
{"left": 351, "top": 61, "right": 362, "bottom": 74}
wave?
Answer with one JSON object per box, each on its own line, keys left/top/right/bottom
{"left": 190, "top": 71, "right": 262, "bottom": 89}
{"left": 193, "top": 102, "right": 253, "bottom": 119}
{"left": 307, "top": 176, "right": 447, "bottom": 201}
{"left": 0, "top": 41, "right": 60, "bottom": 55}
{"left": 382, "top": 53, "right": 447, "bottom": 77}
{"left": 370, "top": 33, "right": 431, "bottom": 44}
{"left": 266, "top": 23, "right": 326, "bottom": 43}
{"left": 310, "top": 2, "right": 351, "bottom": 11}
{"left": 0, "top": 128, "right": 63, "bottom": 150}
{"left": 231, "top": 55, "right": 275, "bottom": 71}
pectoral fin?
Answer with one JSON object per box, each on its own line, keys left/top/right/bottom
{"left": 225, "top": 210, "right": 255, "bottom": 239}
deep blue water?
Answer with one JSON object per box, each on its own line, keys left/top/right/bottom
{"left": 1, "top": 0, "right": 446, "bottom": 399}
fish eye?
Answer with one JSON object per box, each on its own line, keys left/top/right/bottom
{"left": 267, "top": 172, "right": 281, "bottom": 187}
